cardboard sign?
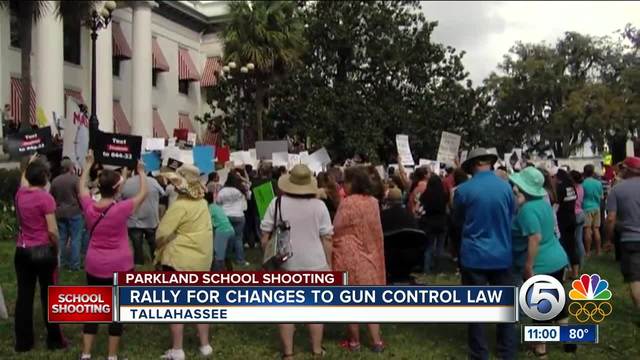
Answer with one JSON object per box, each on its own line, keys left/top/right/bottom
{"left": 173, "top": 128, "right": 188, "bottom": 141}
{"left": 253, "top": 181, "right": 275, "bottom": 220}
{"left": 288, "top": 154, "right": 301, "bottom": 170}
{"left": 395, "top": 134, "right": 415, "bottom": 166}
{"left": 62, "top": 96, "right": 89, "bottom": 169}
{"left": 179, "top": 149, "right": 194, "bottom": 165}
{"left": 193, "top": 145, "right": 215, "bottom": 175}
{"left": 230, "top": 151, "right": 253, "bottom": 166}
{"left": 141, "top": 152, "right": 162, "bottom": 173}
{"left": 436, "top": 131, "right": 461, "bottom": 166}
{"left": 167, "top": 158, "right": 184, "bottom": 171}
{"left": 6, "top": 127, "right": 53, "bottom": 157}
{"left": 94, "top": 131, "right": 142, "bottom": 168}
{"left": 144, "top": 138, "right": 166, "bottom": 151}
{"left": 309, "top": 147, "right": 331, "bottom": 167}
{"left": 300, "top": 151, "right": 310, "bottom": 165}
{"left": 256, "top": 140, "right": 288, "bottom": 160}
{"left": 272, "top": 152, "right": 289, "bottom": 168}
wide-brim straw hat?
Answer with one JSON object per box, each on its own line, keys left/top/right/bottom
{"left": 160, "top": 164, "right": 206, "bottom": 199}
{"left": 462, "top": 148, "right": 498, "bottom": 174}
{"left": 278, "top": 164, "right": 318, "bottom": 196}
{"left": 509, "top": 166, "right": 547, "bottom": 198}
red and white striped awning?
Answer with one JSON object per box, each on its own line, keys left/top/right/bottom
{"left": 112, "top": 22, "right": 132, "bottom": 59}
{"left": 202, "top": 129, "right": 222, "bottom": 147}
{"left": 200, "top": 57, "right": 222, "bottom": 87}
{"left": 152, "top": 37, "right": 170, "bottom": 72}
{"left": 113, "top": 100, "right": 131, "bottom": 134}
{"left": 10, "top": 77, "right": 36, "bottom": 125}
{"left": 178, "top": 47, "right": 200, "bottom": 81}
{"left": 153, "top": 109, "right": 169, "bottom": 138}
{"left": 178, "top": 112, "right": 194, "bottom": 132}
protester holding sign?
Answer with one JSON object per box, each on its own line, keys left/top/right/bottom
{"left": 14, "top": 154, "right": 66, "bottom": 353}
{"left": 78, "top": 151, "right": 148, "bottom": 360}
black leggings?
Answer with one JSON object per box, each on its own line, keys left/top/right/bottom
{"left": 83, "top": 273, "right": 123, "bottom": 337}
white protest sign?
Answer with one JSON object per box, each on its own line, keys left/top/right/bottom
{"left": 249, "top": 148, "right": 257, "bottom": 161}
{"left": 627, "top": 139, "right": 635, "bottom": 157}
{"left": 395, "top": 134, "right": 415, "bottom": 166}
{"left": 300, "top": 151, "right": 310, "bottom": 165}
{"left": 162, "top": 146, "right": 181, "bottom": 166}
{"left": 272, "top": 152, "right": 289, "bottom": 168}
{"left": 288, "top": 154, "right": 301, "bottom": 170}
{"left": 460, "top": 150, "right": 468, "bottom": 164}
{"left": 436, "top": 131, "right": 461, "bottom": 166}
{"left": 230, "top": 151, "right": 252, "bottom": 166}
{"left": 419, "top": 159, "right": 432, "bottom": 167}
{"left": 187, "top": 132, "right": 197, "bottom": 146}
{"left": 144, "top": 138, "right": 165, "bottom": 151}
{"left": 179, "top": 149, "right": 194, "bottom": 165}
{"left": 62, "top": 96, "right": 89, "bottom": 170}
{"left": 168, "top": 137, "right": 176, "bottom": 147}
{"left": 217, "top": 168, "right": 230, "bottom": 186}
{"left": 309, "top": 148, "right": 331, "bottom": 168}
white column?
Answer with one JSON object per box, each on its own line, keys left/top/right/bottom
{"left": 131, "top": 1, "right": 155, "bottom": 138}
{"left": 35, "top": 1, "right": 64, "bottom": 133}
{"left": 96, "top": 17, "right": 113, "bottom": 132}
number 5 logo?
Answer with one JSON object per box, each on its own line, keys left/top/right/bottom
{"left": 519, "top": 275, "right": 566, "bottom": 321}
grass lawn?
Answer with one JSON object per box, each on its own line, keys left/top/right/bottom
{"left": 0, "top": 240, "right": 637, "bottom": 360}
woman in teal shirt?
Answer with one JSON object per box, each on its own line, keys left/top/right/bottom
{"left": 205, "top": 192, "right": 236, "bottom": 270}
{"left": 510, "top": 167, "right": 572, "bottom": 357}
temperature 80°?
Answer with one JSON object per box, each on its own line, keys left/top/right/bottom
{"left": 569, "top": 328, "right": 589, "bottom": 339}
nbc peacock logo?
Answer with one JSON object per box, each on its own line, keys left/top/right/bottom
{"left": 568, "top": 274, "right": 613, "bottom": 323}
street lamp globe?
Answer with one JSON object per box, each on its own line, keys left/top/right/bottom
{"left": 100, "top": 7, "right": 110, "bottom": 18}
{"left": 246, "top": 63, "right": 255, "bottom": 71}
{"left": 240, "top": 66, "right": 248, "bottom": 73}
{"left": 104, "top": 1, "right": 117, "bottom": 11}
{"left": 228, "top": 61, "right": 237, "bottom": 69}
{"left": 222, "top": 65, "right": 230, "bottom": 73}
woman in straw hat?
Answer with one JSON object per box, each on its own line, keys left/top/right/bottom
{"left": 260, "top": 164, "right": 334, "bottom": 359}
{"left": 510, "top": 166, "right": 572, "bottom": 357}
{"left": 333, "top": 166, "right": 385, "bottom": 353}
{"left": 155, "top": 164, "right": 213, "bottom": 360}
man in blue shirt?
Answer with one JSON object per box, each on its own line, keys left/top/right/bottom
{"left": 454, "top": 148, "right": 516, "bottom": 360}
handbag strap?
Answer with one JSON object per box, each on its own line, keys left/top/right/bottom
{"left": 89, "top": 202, "right": 115, "bottom": 239}
{"left": 272, "top": 196, "right": 281, "bottom": 233}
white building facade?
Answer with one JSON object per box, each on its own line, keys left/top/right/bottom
{"left": 0, "top": 0, "right": 227, "bottom": 141}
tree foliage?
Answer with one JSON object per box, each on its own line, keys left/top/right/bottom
{"left": 485, "top": 26, "right": 639, "bottom": 157}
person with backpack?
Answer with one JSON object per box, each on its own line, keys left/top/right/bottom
{"left": 78, "top": 151, "right": 148, "bottom": 360}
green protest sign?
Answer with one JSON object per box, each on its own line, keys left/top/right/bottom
{"left": 253, "top": 181, "right": 275, "bottom": 220}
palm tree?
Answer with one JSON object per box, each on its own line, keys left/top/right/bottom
{"left": 0, "top": 1, "right": 97, "bottom": 130}
{"left": 223, "top": 0, "right": 306, "bottom": 141}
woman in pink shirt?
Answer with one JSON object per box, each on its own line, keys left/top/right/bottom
{"left": 78, "top": 151, "right": 147, "bottom": 360}
{"left": 14, "top": 155, "right": 66, "bottom": 352}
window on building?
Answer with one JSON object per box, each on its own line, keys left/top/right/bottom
{"left": 113, "top": 60, "right": 121, "bottom": 77}
{"left": 63, "top": 20, "right": 81, "bottom": 65}
{"left": 178, "top": 80, "right": 189, "bottom": 95}
{"left": 153, "top": 70, "right": 159, "bottom": 87}
{"left": 9, "top": 3, "right": 20, "bottom": 48}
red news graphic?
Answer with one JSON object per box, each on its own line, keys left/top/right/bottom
{"left": 117, "top": 271, "right": 347, "bottom": 286}
{"left": 48, "top": 286, "right": 113, "bottom": 323}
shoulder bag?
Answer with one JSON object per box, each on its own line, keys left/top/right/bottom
{"left": 262, "top": 196, "right": 293, "bottom": 268}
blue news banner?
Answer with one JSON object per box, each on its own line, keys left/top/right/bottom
{"left": 116, "top": 286, "right": 518, "bottom": 323}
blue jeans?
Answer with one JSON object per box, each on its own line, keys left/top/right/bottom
{"left": 213, "top": 229, "right": 234, "bottom": 270}
{"left": 57, "top": 214, "right": 84, "bottom": 270}
{"left": 228, "top": 216, "right": 246, "bottom": 263}
{"left": 424, "top": 232, "right": 445, "bottom": 273}
{"left": 575, "top": 212, "right": 585, "bottom": 265}
{"left": 461, "top": 268, "right": 516, "bottom": 360}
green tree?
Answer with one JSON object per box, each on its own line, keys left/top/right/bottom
{"left": 267, "top": 1, "right": 480, "bottom": 162}
{"left": 222, "top": 0, "right": 306, "bottom": 142}
{"left": 0, "top": 1, "right": 98, "bottom": 130}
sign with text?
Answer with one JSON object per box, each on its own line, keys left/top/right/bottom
{"left": 396, "top": 134, "right": 415, "bottom": 166}
{"left": 94, "top": 131, "right": 142, "bottom": 168}
{"left": 436, "top": 131, "right": 461, "bottom": 166}
{"left": 6, "top": 126, "right": 53, "bottom": 157}
{"left": 62, "top": 97, "right": 89, "bottom": 169}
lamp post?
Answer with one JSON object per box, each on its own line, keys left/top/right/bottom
{"left": 220, "top": 61, "right": 254, "bottom": 150}
{"left": 87, "top": 1, "right": 116, "bottom": 147}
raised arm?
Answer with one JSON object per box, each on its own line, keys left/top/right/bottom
{"left": 130, "top": 161, "right": 148, "bottom": 211}
{"left": 78, "top": 150, "right": 94, "bottom": 198}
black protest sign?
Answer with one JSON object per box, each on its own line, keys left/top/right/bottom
{"left": 94, "top": 131, "right": 142, "bottom": 168}
{"left": 167, "top": 158, "right": 184, "bottom": 171}
{"left": 6, "top": 126, "right": 53, "bottom": 157}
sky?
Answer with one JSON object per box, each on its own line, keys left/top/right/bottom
{"left": 421, "top": 1, "right": 640, "bottom": 85}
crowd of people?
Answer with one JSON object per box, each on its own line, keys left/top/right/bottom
{"left": 11, "top": 146, "right": 640, "bottom": 359}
